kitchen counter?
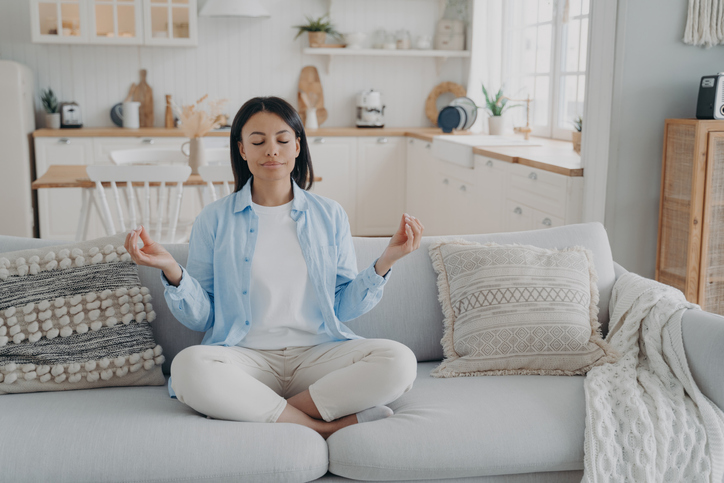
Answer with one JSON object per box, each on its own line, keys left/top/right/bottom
{"left": 32, "top": 127, "right": 581, "bottom": 176}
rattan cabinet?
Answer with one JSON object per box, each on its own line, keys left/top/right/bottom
{"left": 656, "top": 119, "right": 724, "bottom": 316}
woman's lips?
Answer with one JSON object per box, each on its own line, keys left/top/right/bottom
{"left": 262, "top": 163, "right": 283, "bottom": 167}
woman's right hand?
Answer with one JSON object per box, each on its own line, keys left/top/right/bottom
{"left": 124, "top": 225, "right": 181, "bottom": 284}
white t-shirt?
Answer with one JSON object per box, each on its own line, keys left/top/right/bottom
{"left": 236, "top": 199, "right": 336, "bottom": 350}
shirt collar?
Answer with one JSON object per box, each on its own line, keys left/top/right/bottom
{"left": 233, "top": 176, "right": 309, "bottom": 214}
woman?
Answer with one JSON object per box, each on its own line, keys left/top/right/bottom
{"left": 124, "top": 96, "right": 424, "bottom": 439}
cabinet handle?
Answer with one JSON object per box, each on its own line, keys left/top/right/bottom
{"left": 459, "top": 185, "right": 466, "bottom": 192}
{"left": 443, "top": 178, "right": 449, "bottom": 185}
{"left": 514, "top": 206, "right": 523, "bottom": 215}
{"left": 314, "top": 137, "right": 325, "bottom": 144}
{"left": 486, "top": 160, "right": 493, "bottom": 167}
{"left": 425, "top": 143, "right": 431, "bottom": 149}
{"left": 58, "top": 138, "right": 70, "bottom": 144}
{"left": 377, "top": 137, "right": 388, "bottom": 144}
{"left": 142, "top": 138, "right": 155, "bottom": 144}
{"left": 528, "top": 172, "right": 537, "bottom": 180}
{"left": 542, "top": 218, "right": 552, "bottom": 226}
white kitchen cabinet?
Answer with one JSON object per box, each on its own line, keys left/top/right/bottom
{"left": 431, "top": 159, "right": 480, "bottom": 235}
{"left": 30, "top": 0, "right": 196, "bottom": 46}
{"left": 307, "top": 136, "right": 358, "bottom": 235}
{"left": 473, "top": 155, "right": 508, "bottom": 234}
{"left": 405, "top": 138, "right": 437, "bottom": 231}
{"left": 142, "top": 0, "right": 197, "bottom": 46}
{"left": 89, "top": 0, "right": 144, "bottom": 45}
{"left": 30, "top": 0, "right": 89, "bottom": 44}
{"left": 355, "top": 137, "right": 406, "bottom": 236}
{"left": 503, "top": 163, "right": 581, "bottom": 232}
{"left": 34, "top": 137, "right": 105, "bottom": 241}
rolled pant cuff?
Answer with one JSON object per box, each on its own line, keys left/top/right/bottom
{"left": 308, "top": 384, "right": 334, "bottom": 422}
{"left": 269, "top": 398, "right": 288, "bottom": 423}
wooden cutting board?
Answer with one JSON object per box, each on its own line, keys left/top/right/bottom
{"left": 133, "top": 69, "right": 154, "bottom": 128}
{"left": 297, "top": 66, "right": 327, "bottom": 126}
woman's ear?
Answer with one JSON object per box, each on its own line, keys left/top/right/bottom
{"left": 238, "top": 141, "right": 246, "bottom": 161}
{"left": 295, "top": 137, "right": 301, "bottom": 158}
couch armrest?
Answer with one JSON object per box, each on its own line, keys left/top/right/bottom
{"left": 681, "top": 309, "right": 724, "bottom": 411}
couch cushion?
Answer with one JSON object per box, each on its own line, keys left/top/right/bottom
{"left": 327, "top": 362, "right": 585, "bottom": 481}
{"left": 0, "top": 374, "right": 328, "bottom": 483}
{"left": 0, "top": 234, "right": 166, "bottom": 394}
{"left": 346, "top": 222, "right": 615, "bottom": 362}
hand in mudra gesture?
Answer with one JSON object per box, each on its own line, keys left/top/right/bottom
{"left": 382, "top": 213, "right": 424, "bottom": 264}
{"left": 124, "top": 225, "right": 176, "bottom": 272}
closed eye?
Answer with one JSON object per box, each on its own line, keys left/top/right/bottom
{"left": 251, "top": 140, "right": 289, "bottom": 145}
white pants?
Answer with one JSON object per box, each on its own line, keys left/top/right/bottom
{"left": 170, "top": 338, "right": 418, "bottom": 423}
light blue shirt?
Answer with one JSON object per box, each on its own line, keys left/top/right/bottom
{"left": 160, "top": 176, "right": 392, "bottom": 398}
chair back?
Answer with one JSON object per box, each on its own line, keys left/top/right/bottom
{"left": 205, "top": 147, "right": 231, "bottom": 166}
{"left": 197, "top": 165, "right": 235, "bottom": 204}
{"left": 86, "top": 165, "right": 192, "bottom": 243}
{"left": 109, "top": 148, "right": 188, "bottom": 165}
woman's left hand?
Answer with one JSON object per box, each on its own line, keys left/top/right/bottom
{"left": 381, "top": 213, "right": 424, "bottom": 265}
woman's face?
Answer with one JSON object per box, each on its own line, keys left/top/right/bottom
{"left": 238, "top": 111, "right": 300, "bottom": 183}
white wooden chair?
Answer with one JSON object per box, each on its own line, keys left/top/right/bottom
{"left": 109, "top": 148, "right": 188, "bottom": 166}
{"left": 197, "top": 165, "right": 235, "bottom": 204}
{"left": 85, "top": 165, "right": 192, "bottom": 244}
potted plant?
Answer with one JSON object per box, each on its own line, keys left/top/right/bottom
{"left": 293, "top": 14, "right": 341, "bottom": 48}
{"left": 41, "top": 88, "right": 60, "bottom": 129}
{"left": 571, "top": 115, "right": 582, "bottom": 154}
{"left": 480, "top": 83, "right": 519, "bottom": 135}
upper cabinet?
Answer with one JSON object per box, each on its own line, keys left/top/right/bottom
{"left": 29, "top": 0, "right": 197, "bottom": 46}
{"left": 143, "top": 0, "right": 197, "bottom": 46}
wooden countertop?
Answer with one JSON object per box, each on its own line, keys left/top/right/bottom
{"left": 31, "top": 165, "right": 321, "bottom": 189}
{"left": 472, "top": 135, "right": 583, "bottom": 177}
{"left": 33, "top": 127, "right": 581, "bottom": 176}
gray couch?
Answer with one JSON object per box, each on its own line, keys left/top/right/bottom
{"left": 1, "top": 222, "right": 723, "bottom": 483}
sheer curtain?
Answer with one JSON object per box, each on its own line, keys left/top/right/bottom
{"left": 466, "top": 0, "right": 503, "bottom": 134}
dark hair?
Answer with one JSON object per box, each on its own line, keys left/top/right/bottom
{"left": 229, "top": 96, "right": 314, "bottom": 192}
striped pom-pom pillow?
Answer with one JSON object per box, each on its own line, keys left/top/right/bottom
{"left": 0, "top": 233, "right": 165, "bottom": 394}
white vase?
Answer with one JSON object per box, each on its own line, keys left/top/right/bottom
{"left": 488, "top": 116, "right": 504, "bottom": 135}
{"left": 45, "top": 113, "right": 60, "bottom": 129}
{"left": 181, "top": 138, "right": 206, "bottom": 175}
{"left": 305, "top": 107, "right": 319, "bottom": 130}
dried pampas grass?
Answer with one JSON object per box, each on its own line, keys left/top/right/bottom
{"left": 173, "top": 95, "right": 228, "bottom": 138}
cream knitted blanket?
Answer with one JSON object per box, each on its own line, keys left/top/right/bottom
{"left": 582, "top": 272, "right": 724, "bottom": 482}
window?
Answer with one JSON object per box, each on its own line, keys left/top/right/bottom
{"left": 502, "top": 0, "right": 589, "bottom": 140}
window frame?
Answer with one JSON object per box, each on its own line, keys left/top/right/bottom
{"left": 502, "top": 0, "right": 590, "bottom": 141}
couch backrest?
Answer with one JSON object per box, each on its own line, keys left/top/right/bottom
{"left": 0, "top": 222, "right": 615, "bottom": 374}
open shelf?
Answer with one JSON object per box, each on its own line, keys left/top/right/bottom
{"left": 302, "top": 48, "right": 471, "bottom": 74}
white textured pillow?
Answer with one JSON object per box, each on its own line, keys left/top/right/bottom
{"left": 428, "top": 239, "right": 619, "bottom": 377}
{"left": 0, "top": 234, "right": 165, "bottom": 394}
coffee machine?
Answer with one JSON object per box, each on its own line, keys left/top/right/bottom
{"left": 356, "top": 89, "right": 385, "bottom": 128}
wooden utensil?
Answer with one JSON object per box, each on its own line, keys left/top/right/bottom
{"left": 165, "top": 95, "right": 174, "bottom": 128}
{"left": 297, "top": 66, "right": 327, "bottom": 126}
{"left": 124, "top": 83, "right": 137, "bottom": 102}
{"left": 133, "top": 69, "right": 154, "bottom": 128}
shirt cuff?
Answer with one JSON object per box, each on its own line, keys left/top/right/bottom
{"left": 362, "top": 257, "right": 392, "bottom": 290}
{"left": 160, "top": 263, "right": 192, "bottom": 300}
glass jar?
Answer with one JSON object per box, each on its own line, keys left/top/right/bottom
{"left": 395, "top": 29, "right": 411, "bottom": 50}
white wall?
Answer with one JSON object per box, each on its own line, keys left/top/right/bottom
{"left": 604, "top": 0, "right": 723, "bottom": 278}
{"left": 0, "top": 0, "right": 467, "bottom": 129}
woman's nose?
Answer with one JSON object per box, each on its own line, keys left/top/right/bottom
{"left": 265, "top": 142, "right": 279, "bottom": 157}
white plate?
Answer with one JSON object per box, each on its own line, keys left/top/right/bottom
{"left": 450, "top": 97, "right": 477, "bottom": 130}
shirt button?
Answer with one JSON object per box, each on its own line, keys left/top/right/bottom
{"left": 250, "top": 229, "right": 254, "bottom": 233}
{"left": 243, "top": 291, "right": 247, "bottom": 295}
{"left": 245, "top": 257, "right": 249, "bottom": 262}
{"left": 245, "top": 321, "right": 249, "bottom": 325}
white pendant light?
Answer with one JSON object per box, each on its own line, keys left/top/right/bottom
{"left": 198, "top": 0, "right": 270, "bottom": 18}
